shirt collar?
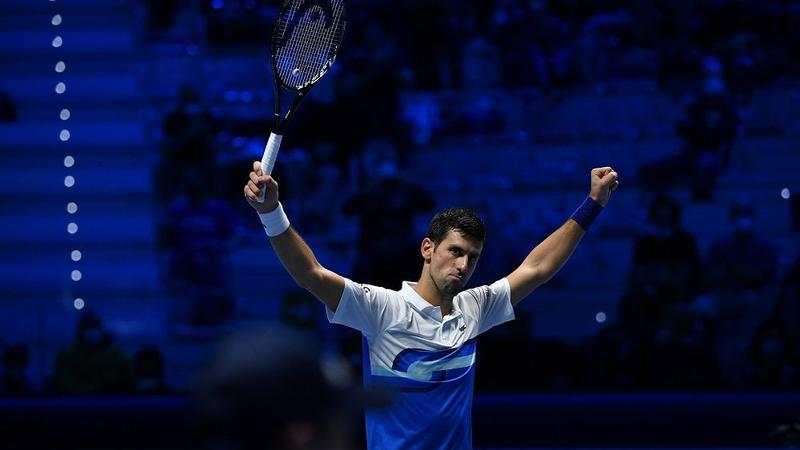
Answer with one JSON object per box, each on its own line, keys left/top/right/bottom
{"left": 400, "top": 281, "right": 462, "bottom": 322}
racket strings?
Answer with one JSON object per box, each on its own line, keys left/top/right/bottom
{"left": 273, "top": 0, "right": 345, "bottom": 90}
{"left": 282, "top": 2, "right": 341, "bottom": 86}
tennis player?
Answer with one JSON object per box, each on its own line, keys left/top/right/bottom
{"left": 245, "top": 164, "right": 618, "bottom": 449}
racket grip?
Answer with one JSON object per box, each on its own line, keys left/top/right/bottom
{"left": 257, "top": 132, "right": 283, "bottom": 203}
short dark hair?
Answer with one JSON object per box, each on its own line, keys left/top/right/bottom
{"left": 426, "top": 207, "right": 486, "bottom": 245}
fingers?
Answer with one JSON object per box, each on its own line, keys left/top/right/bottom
{"left": 592, "top": 166, "right": 613, "bottom": 178}
{"left": 252, "top": 160, "right": 263, "bottom": 176}
{"left": 246, "top": 180, "right": 262, "bottom": 198}
{"left": 244, "top": 170, "right": 277, "bottom": 199}
{"left": 604, "top": 170, "right": 619, "bottom": 189}
{"left": 248, "top": 168, "right": 274, "bottom": 188}
{"left": 243, "top": 184, "right": 258, "bottom": 202}
{"left": 249, "top": 171, "right": 262, "bottom": 186}
{"left": 592, "top": 167, "right": 618, "bottom": 184}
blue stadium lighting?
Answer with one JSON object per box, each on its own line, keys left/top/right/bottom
{"left": 59, "top": 129, "right": 70, "bottom": 141}
{"left": 51, "top": 14, "right": 62, "bottom": 26}
{"left": 64, "top": 176, "right": 74, "bottom": 188}
{"left": 55, "top": 82, "right": 66, "bottom": 94}
{"left": 63, "top": 155, "right": 74, "bottom": 167}
{"left": 67, "top": 202, "right": 78, "bottom": 214}
{"left": 60, "top": 108, "right": 70, "bottom": 120}
{"left": 595, "top": 312, "right": 607, "bottom": 323}
{"left": 55, "top": 61, "right": 65, "bottom": 73}
{"left": 67, "top": 223, "right": 78, "bottom": 234}
{"left": 71, "top": 270, "right": 82, "bottom": 282}
{"left": 781, "top": 188, "right": 791, "bottom": 199}
{"left": 73, "top": 298, "right": 85, "bottom": 310}
{"left": 51, "top": 36, "right": 62, "bottom": 48}
{"left": 71, "top": 250, "right": 81, "bottom": 262}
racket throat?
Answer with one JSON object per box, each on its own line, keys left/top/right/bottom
{"left": 275, "top": 90, "right": 308, "bottom": 134}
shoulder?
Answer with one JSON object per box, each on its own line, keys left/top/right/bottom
{"left": 341, "top": 279, "right": 405, "bottom": 308}
{"left": 346, "top": 279, "right": 397, "bottom": 297}
{"left": 457, "top": 278, "right": 510, "bottom": 305}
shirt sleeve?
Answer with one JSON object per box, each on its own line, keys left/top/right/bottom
{"left": 460, "top": 278, "right": 515, "bottom": 335}
{"left": 325, "top": 277, "right": 394, "bottom": 338}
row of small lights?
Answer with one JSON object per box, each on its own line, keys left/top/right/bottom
{"left": 52, "top": 5, "right": 85, "bottom": 311}
{"left": 47, "top": 5, "right": 794, "bottom": 323}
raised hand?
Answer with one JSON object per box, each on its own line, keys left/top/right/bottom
{"left": 589, "top": 167, "right": 619, "bottom": 207}
{"left": 244, "top": 161, "right": 280, "bottom": 213}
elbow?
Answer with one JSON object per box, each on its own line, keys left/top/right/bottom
{"left": 295, "top": 267, "right": 324, "bottom": 293}
{"left": 525, "top": 263, "right": 554, "bottom": 287}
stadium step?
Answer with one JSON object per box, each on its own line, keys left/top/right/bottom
{"left": 0, "top": 28, "right": 137, "bottom": 57}
{"left": 0, "top": 120, "right": 146, "bottom": 150}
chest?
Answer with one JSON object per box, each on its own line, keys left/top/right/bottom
{"left": 383, "top": 309, "right": 474, "bottom": 351}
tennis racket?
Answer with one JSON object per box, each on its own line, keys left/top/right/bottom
{"left": 257, "top": 0, "right": 347, "bottom": 203}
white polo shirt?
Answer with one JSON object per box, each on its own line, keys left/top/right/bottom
{"left": 327, "top": 277, "right": 514, "bottom": 450}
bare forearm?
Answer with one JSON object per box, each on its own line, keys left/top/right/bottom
{"left": 520, "top": 219, "right": 585, "bottom": 284}
{"left": 268, "top": 227, "right": 345, "bottom": 309}
{"left": 244, "top": 163, "right": 344, "bottom": 309}
{"left": 508, "top": 220, "right": 587, "bottom": 305}
{"left": 507, "top": 167, "right": 618, "bottom": 305}
{"left": 269, "top": 226, "right": 322, "bottom": 288}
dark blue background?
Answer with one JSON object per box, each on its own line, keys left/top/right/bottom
{"left": 0, "top": 0, "right": 799, "bottom": 448}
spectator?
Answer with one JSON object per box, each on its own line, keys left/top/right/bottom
{"left": 622, "top": 194, "right": 702, "bottom": 326}
{"left": 639, "top": 57, "right": 739, "bottom": 200}
{"left": 342, "top": 139, "right": 434, "bottom": 290}
{"left": 132, "top": 348, "right": 169, "bottom": 395}
{"left": 1, "top": 344, "right": 30, "bottom": 395}
{"left": 152, "top": 83, "right": 218, "bottom": 206}
{"left": 157, "top": 169, "right": 242, "bottom": 331}
{"left": 743, "top": 255, "right": 800, "bottom": 390}
{"left": 744, "top": 318, "right": 800, "bottom": 390}
{"left": 645, "top": 303, "right": 725, "bottom": 390}
{"left": 706, "top": 198, "right": 779, "bottom": 293}
{"left": 50, "top": 311, "right": 132, "bottom": 395}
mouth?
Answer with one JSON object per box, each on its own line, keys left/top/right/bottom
{"left": 448, "top": 274, "right": 465, "bottom": 282}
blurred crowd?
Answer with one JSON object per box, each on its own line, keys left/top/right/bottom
{"left": 480, "top": 194, "right": 800, "bottom": 392}
{"left": 3, "top": 0, "right": 799, "bottom": 399}
{"left": 145, "top": 0, "right": 799, "bottom": 393}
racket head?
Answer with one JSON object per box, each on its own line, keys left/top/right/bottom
{"left": 270, "top": 0, "right": 347, "bottom": 92}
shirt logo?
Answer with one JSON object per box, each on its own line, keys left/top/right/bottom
{"left": 459, "top": 324, "right": 466, "bottom": 332}
{"left": 389, "top": 339, "right": 477, "bottom": 382}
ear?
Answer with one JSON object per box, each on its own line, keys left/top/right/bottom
{"left": 421, "top": 237, "right": 434, "bottom": 261}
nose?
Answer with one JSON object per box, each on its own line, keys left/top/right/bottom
{"left": 455, "top": 256, "right": 468, "bottom": 272}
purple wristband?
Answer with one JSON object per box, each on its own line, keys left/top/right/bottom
{"left": 570, "top": 196, "right": 603, "bottom": 230}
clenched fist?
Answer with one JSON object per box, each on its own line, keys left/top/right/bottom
{"left": 589, "top": 167, "right": 619, "bottom": 207}
{"left": 244, "top": 161, "right": 280, "bottom": 214}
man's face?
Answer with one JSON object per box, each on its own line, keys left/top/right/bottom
{"left": 423, "top": 230, "right": 483, "bottom": 296}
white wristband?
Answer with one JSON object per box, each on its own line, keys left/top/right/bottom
{"left": 258, "top": 202, "right": 290, "bottom": 237}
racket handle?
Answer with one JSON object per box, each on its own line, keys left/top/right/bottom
{"left": 257, "top": 132, "right": 283, "bottom": 203}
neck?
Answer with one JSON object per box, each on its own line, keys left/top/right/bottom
{"left": 413, "top": 266, "right": 454, "bottom": 316}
